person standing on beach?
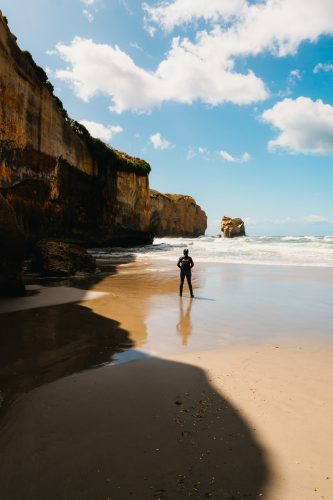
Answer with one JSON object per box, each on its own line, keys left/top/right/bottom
{"left": 177, "top": 249, "right": 194, "bottom": 298}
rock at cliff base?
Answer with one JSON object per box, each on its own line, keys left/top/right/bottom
{"left": 221, "top": 216, "right": 246, "bottom": 238}
{"left": 0, "top": 194, "right": 26, "bottom": 297}
{"left": 32, "top": 240, "right": 96, "bottom": 276}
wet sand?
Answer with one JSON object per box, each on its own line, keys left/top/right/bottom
{"left": 0, "top": 260, "right": 332, "bottom": 499}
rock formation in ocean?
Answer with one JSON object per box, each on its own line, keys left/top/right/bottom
{"left": 150, "top": 190, "right": 207, "bottom": 237}
{"left": 221, "top": 216, "right": 246, "bottom": 238}
{"left": 0, "top": 11, "right": 152, "bottom": 247}
{"left": 0, "top": 193, "right": 26, "bottom": 296}
{"left": 32, "top": 240, "right": 97, "bottom": 277}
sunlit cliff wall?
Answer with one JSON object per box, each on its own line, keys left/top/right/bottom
{"left": 150, "top": 190, "right": 207, "bottom": 237}
{"left": 0, "top": 11, "right": 152, "bottom": 246}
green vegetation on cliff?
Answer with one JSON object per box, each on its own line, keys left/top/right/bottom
{"left": 22, "top": 50, "right": 48, "bottom": 84}
{"left": 150, "top": 189, "right": 194, "bottom": 202}
{"left": 70, "top": 121, "right": 150, "bottom": 176}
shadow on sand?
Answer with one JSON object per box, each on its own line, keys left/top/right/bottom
{"left": 0, "top": 301, "right": 270, "bottom": 499}
{"left": 0, "top": 303, "right": 134, "bottom": 414}
{"left": 0, "top": 254, "right": 139, "bottom": 412}
{"left": 0, "top": 254, "right": 270, "bottom": 498}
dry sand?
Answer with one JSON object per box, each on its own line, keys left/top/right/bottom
{"left": 0, "top": 260, "right": 332, "bottom": 499}
{"left": 0, "top": 284, "right": 108, "bottom": 314}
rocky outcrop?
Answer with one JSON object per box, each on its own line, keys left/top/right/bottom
{"left": 150, "top": 190, "right": 207, "bottom": 237}
{"left": 0, "top": 11, "right": 152, "bottom": 247}
{"left": 221, "top": 216, "right": 246, "bottom": 238}
{"left": 0, "top": 11, "right": 209, "bottom": 261}
{"left": 0, "top": 193, "right": 26, "bottom": 296}
{"left": 32, "top": 240, "right": 96, "bottom": 277}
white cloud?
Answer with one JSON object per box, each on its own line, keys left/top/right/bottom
{"left": 262, "top": 97, "right": 333, "bottom": 155}
{"left": 83, "top": 9, "right": 94, "bottom": 22}
{"left": 145, "top": 24, "right": 156, "bottom": 37}
{"left": 186, "top": 146, "right": 210, "bottom": 160}
{"left": 149, "top": 132, "right": 172, "bottom": 150}
{"left": 218, "top": 150, "right": 251, "bottom": 163}
{"left": 55, "top": 38, "right": 161, "bottom": 113}
{"left": 313, "top": 62, "right": 333, "bottom": 74}
{"left": 130, "top": 42, "right": 143, "bottom": 51}
{"left": 79, "top": 120, "right": 123, "bottom": 142}
{"left": 186, "top": 147, "right": 196, "bottom": 160}
{"left": 82, "top": 0, "right": 96, "bottom": 5}
{"left": 54, "top": 36, "right": 267, "bottom": 113}
{"left": 145, "top": 0, "right": 333, "bottom": 57}
{"left": 288, "top": 69, "right": 301, "bottom": 83}
{"left": 55, "top": 1, "right": 333, "bottom": 113}
{"left": 143, "top": 0, "right": 245, "bottom": 32}
{"left": 303, "top": 215, "right": 331, "bottom": 223}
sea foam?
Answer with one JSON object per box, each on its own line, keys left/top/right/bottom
{"left": 92, "top": 235, "right": 333, "bottom": 268}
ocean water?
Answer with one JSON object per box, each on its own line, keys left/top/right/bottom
{"left": 92, "top": 235, "right": 333, "bottom": 268}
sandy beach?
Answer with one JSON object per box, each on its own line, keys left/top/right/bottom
{"left": 0, "top": 258, "right": 332, "bottom": 499}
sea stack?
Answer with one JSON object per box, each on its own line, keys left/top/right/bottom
{"left": 221, "top": 216, "right": 246, "bottom": 238}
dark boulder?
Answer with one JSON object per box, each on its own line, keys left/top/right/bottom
{"left": 32, "top": 240, "right": 96, "bottom": 277}
{"left": 0, "top": 194, "right": 26, "bottom": 297}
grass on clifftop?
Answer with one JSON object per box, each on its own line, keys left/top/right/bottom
{"left": 150, "top": 189, "right": 194, "bottom": 202}
{"left": 21, "top": 51, "right": 150, "bottom": 176}
{"left": 70, "top": 121, "right": 151, "bottom": 176}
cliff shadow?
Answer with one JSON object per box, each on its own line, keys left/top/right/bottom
{"left": 0, "top": 252, "right": 148, "bottom": 413}
{"left": 0, "top": 302, "right": 134, "bottom": 414}
{"left": 0, "top": 343, "right": 270, "bottom": 499}
{"left": 0, "top": 256, "right": 271, "bottom": 498}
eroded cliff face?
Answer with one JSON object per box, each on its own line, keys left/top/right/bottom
{"left": 0, "top": 12, "right": 152, "bottom": 246}
{"left": 150, "top": 190, "right": 207, "bottom": 237}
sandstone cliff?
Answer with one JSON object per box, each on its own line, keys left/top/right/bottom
{"left": 150, "top": 190, "right": 207, "bottom": 237}
{"left": 0, "top": 11, "right": 152, "bottom": 246}
{"left": 221, "top": 216, "right": 246, "bottom": 238}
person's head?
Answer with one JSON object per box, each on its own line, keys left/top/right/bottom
{"left": 183, "top": 249, "right": 189, "bottom": 256}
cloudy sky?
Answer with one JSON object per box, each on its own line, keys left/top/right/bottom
{"left": 3, "top": 0, "right": 333, "bottom": 235}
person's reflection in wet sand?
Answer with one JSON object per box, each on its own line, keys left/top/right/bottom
{"left": 0, "top": 303, "right": 270, "bottom": 499}
{"left": 176, "top": 297, "right": 193, "bottom": 346}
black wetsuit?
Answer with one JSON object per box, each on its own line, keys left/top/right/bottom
{"left": 177, "top": 256, "right": 194, "bottom": 297}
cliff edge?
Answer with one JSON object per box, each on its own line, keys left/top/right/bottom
{"left": 0, "top": 11, "right": 152, "bottom": 246}
{"left": 150, "top": 190, "right": 207, "bottom": 237}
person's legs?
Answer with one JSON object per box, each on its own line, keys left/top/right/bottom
{"left": 180, "top": 271, "right": 185, "bottom": 296}
{"left": 185, "top": 272, "right": 194, "bottom": 297}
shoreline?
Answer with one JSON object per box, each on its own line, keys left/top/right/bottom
{"left": 0, "top": 257, "right": 332, "bottom": 498}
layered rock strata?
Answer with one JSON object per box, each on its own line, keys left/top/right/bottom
{"left": 0, "top": 9, "right": 208, "bottom": 300}
{"left": 221, "top": 216, "right": 246, "bottom": 238}
{"left": 150, "top": 190, "right": 207, "bottom": 237}
{"left": 0, "top": 11, "right": 152, "bottom": 247}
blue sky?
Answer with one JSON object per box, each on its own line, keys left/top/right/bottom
{"left": 2, "top": 0, "right": 333, "bottom": 235}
